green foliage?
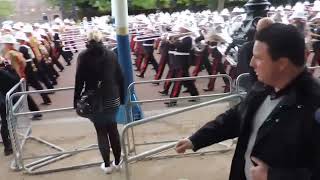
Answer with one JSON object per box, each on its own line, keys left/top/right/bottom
{"left": 45, "top": 0, "right": 254, "bottom": 15}
{"left": 87, "top": 0, "right": 111, "bottom": 11}
{"left": 48, "top": 0, "right": 111, "bottom": 12}
{"left": 0, "top": 0, "right": 14, "bottom": 17}
{"left": 159, "top": 0, "right": 171, "bottom": 8}
{"left": 132, "top": 0, "right": 157, "bottom": 9}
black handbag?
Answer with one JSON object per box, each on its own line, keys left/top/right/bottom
{"left": 76, "top": 81, "right": 104, "bottom": 118}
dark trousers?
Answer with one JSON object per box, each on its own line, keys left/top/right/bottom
{"left": 134, "top": 43, "right": 144, "bottom": 71}
{"left": 90, "top": 111, "right": 121, "bottom": 166}
{"left": 130, "top": 35, "right": 136, "bottom": 52}
{"left": 26, "top": 71, "right": 51, "bottom": 104}
{"left": 140, "top": 51, "right": 159, "bottom": 75}
{"left": 61, "top": 49, "right": 73, "bottom": 65}
{"left": 207, "top": 58, "right": 230, "bottom": 91}
{"left": 0, "top": 103, "right": 11, "bottom": 149}
{"left": 39, "top": 61, "right": 57, "bottom": 84}
{"left": 162, "top": 54, "right": 176, "bottom": 92}
{"left": 154, "top": 53, "right": 168, "bottom": 80}
{"left": 170, "top": 67, "right": 199, "bottom": 98}
{"left": 51, "top": 57, "right": 64, "bottom": 71}
{"left": 47, "top": 62, "right": 59, "bottom": 78}
{"left": 27, "top": 95, "right": 40, "bottom": 112}
{"left": 35, "top": 61, "right": 54, "bottom": 89}
{"left": 192, "top": 53, "right": 211, "bottom": 76}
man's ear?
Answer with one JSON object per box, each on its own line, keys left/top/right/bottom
{"left": 277, "top": 57, "right": 289, "bottom": 71}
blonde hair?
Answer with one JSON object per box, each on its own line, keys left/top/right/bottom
{"left": 87, "top": 30, "right": 103, "bottom": 42}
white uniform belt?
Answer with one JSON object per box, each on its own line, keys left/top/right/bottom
{"left": 174, "top": 52, "right": 190, "bottom": 56}
{"left": 168, "top": 51, "right": 190, "bottom": 56}
{"left": 143, "top": 43, "right": 154, "bottom": 46}
{"left": 168, "top": 51, "right": 176, "bottom": 54}
{"left": 25, "top": 59, "right": 33, "bottom": 62}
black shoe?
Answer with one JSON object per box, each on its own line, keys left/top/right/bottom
{"left": 4, "top": 147, "right": 13, "bottom": 156}
{"left": 203, "top": 88, "right": 214, "bottom": 92}
{"left": 136, "top": 74, "right": 144, "bottom": 78}
{"left": 188, "top": 98, "right": 200, "bottom": 102}
{"left": 41, "top": 101, "right": 52, "bottom": 105}
{"left": 158, "top": 90, "right": 168, "bottom": 95}
{"left": 165, "top": 101, "right": 177, "bottom": 107}
{"left": 59, "top": 69, "right": 64, "bottom": 72}
{"left": 66, "top": 62, "right": 71, "bottom": 66}
{"left": 31, "top": 113, "right": 43, "bottom": 120}
{"left": 152, "top": 82, "right": 160, "bottom": 86}
{"left": 52, "top": 81, "right": 58, "bottom": 86}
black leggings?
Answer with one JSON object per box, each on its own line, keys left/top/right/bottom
{"left": 0, "top": 103, "right": 11, "bottom": 148}
{"left": 93, "top": 120, "right": 121, "bottom": 166}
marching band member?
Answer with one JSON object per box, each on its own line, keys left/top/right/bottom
{"left": 136, "top": 25, "right": 159, "bottom": 78}
{"left": 15, "top": 31, "right": 52, "bottom": 105}
{"left": 0, "top": 34, "right": 44, "bottom": 120}
{"left": 39, "top": 28, "right": 64, "bottom": 73}
{"left": 37, "top": 34, "right": 58, "bottom": 86}
{"left": 164, "top": 22, "right": 199, "bottom": 107}
{"left": 24, "top": 25, "right": 55, "bottom": 90}
{"left": 203, "top": 30, "right": 230, "bottom": 93}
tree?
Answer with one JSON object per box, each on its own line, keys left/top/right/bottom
{"left": 48, "top": 0, "right": 111, "bottom": 13}
{"left": 132, "top": 0, "right": 157, "bottom": 9}
{"left": 0, "top": 0, "right": 14, "bottom": 18}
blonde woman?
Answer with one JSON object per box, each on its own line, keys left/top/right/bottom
{"left": 74, "top": 30, "right": 124, "bottom": 174}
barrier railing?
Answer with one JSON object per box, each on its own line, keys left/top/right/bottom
{"left": 121, "top": 94, "right": 244, "bottom": 180}
{"left": 125, "top": 74, "right": 233, "bottom": 155}
{"left": 7, "top": 87, "right": 101, "bottom": 174}
{"left": 5, "top": 78, "right": 27, "bottom": 170}
{"left": 235, "top": 73, "right": 250, "bottom": 93}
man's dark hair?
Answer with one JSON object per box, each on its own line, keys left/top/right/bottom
{"left": 255, "top": 23, "right": 305, "bottom": 67}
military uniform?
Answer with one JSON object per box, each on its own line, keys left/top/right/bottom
{"left": 38, "top": 41, "right": 58, "bottom": 85}
{"left": 28, "top": 37, "right": 54, "bottom": 89}
{"left": 192, "top": 36, "right": 211, "bottom": 76}
{"left": 154, "top": 40, "right": 169, "bottom": 81}
{"left": 137, "top": 39, "right": 158, "bottom": 78}
{"left": 19, "top": 44, "right": 51, "bottom": 104}
{"left": 164, "top": 35, "right": 199, "bottom": 106}
{"left": 205, "top": 45, "right": 230, "bottom": 92}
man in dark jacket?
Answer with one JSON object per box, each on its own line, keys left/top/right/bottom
{"left": 175, "top": 23, "right": 320, "bottom": 180}
{"left": 236, "top": 17, "right": 274, "bottom": 92}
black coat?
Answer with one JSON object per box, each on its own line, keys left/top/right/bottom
{"left": 0, "top": 69, "right": 20, "bottom": 96}
{"left": 236, "top": 41, "right": 257, "bottom": 91}
{"left": 74, "top": 43, "right": 125, "bottom": 108}
{"left": 189, "top": 70, "right": 320, "bottom": 180}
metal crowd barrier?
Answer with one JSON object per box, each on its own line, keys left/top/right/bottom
{"left": 5, "top": 78, "right": 28, "bottom": 170}
{"left": 125, "top": 74, "right": 233, "bottom": 155}
{"left": 7, "top": 87, "right": 102, "bottom": 174}
{"left": 121, "top": 94, "right": 244, "bottom": 180}
{"left": 235, "top": 73, "right": 251, "bottom": 93}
